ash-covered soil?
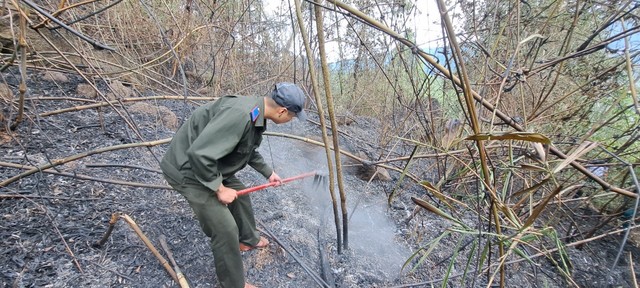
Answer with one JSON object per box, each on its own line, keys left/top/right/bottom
{"left": 1, "top": 70, "right": 639, "bottom": 288}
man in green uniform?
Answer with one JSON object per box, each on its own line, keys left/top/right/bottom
{"left": 160, "top": 83, "right": 306, "bottom": 288}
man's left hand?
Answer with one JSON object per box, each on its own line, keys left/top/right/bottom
{"left": 268, "top": 172, "right": 282, "bottom": 186}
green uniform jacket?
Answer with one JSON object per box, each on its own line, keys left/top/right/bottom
{"left": 160, "top": 95, "right": 273, "bottom": 192}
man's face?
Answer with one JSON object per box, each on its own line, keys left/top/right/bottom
{"left": 272, "top": 108, "right": 295, "bottom": 124}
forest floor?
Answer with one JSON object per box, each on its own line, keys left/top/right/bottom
{"left": 1, "top": 70, "right": 639, "bottom": 288}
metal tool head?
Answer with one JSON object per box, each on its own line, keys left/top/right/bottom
{"left": 311, "top": 171, "right": 329, "bottom": 193}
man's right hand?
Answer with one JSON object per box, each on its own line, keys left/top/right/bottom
{"left": 217, "top": 184, "right": 238, "bottom": 205}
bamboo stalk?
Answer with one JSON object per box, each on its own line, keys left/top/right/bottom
{"left": 159, "top": 235, "right": 190, "bottom": 288}
{"left": 631, "top": 252, "right": 638, "bottom": 288}
{"left": 0, "top": 138, "right": 170, "bottom": 187}
{"left": 27, "top": 97, "right": 99, "bottom": 102}
{"left": 120, "top": 214, "right": 178, "bottom": 283}
{"left": 622, "top": 19, "right": 640, "bottom": 115}
{"left": 0, "top": 160, "right": 171, "bottom": 189}
{"left": 37, "top": 96, "right": 217, "bottom": 117}
{"left": 31, "top": 0, "right": 102, "bottom": 29}
{"left": 313, "top": 0, "right": 349, "bottom": 251}
{"left": 95, "top": 213, "right": 179, "bottom": 283}
{"left": 21, "top": 0, "right": 114, "bottom": 50}
{"left": 295, "top": 0, "right": 342, "bottom": 253}
{"left": 434, "top": 0, "right": 505, "bottom": 285}
{"left": 612, "top": 161, "right": 640, "bottom": 267}
{"left": 10, "top": 8, "right": 26, "bottom": 130}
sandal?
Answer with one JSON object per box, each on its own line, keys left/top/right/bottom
{"left": 239, "top": 236, "right": 269, "bottom": 251}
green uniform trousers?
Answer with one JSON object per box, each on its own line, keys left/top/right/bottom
{"left": 164, "top": 173, "right": 261, "bottom": 288}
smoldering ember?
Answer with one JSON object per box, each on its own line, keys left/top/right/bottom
{"left": 1, "top": 1, "right": 639, "bottom": 288}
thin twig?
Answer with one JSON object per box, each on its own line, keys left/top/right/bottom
{"left": 94, "top": 213, "right": 179, "bottom": 283}
{"left": 81, "top": 257, "right": 134, "bottom": 281}
{"left": 159, "top": 235, "right": 190, "bottom": 288}
{"left": 38, "top": 96, "right": 217, "bottom": 118}
{"left": 20, "top": 0, "right": 115, "bottom": 50}
{"left": 496, "top": 224, "right": 640, "bottom": 268}
{"left": 0, "top": 193, "right": 101, "bottom": 200}
{"left": 386, "top": 272, "right": 465, "bottom": 288}
{"left": 85, "top": 163, "right": 162, "bottom": 174}
{"left": 31, "top": 0, "right": 102, "bottom": 28}
{"left": 621, "top": 18, "right": 640, "bottom": 115}
{"left": 630, "top": 252, "right": 638, "bottom": 288}
{"left": 9, "top": 8, "right": 26, "bottom": 130}
{"left": 0, "top": 161, "right": 171, "bottom": 189}
{"left": 50, "top": 0, "right": 125, "bottom": 30}
{"left": 138, "top": 0, "right": 188, "bottom": 99}
{"left": 256, "top": 220, "right": 331, "bottom": 288}
{"left": 0, "top": 139, "right": 170, "bottom": 188}
{"left": 16, "top": 194, "right": 83, "bottom": 273}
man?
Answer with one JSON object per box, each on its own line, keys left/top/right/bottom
{"left": 160, "top": 82, "right": 307, "bottom": 288}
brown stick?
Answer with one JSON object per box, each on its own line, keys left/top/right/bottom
{"left": 120, "top": 214, "right": 178, "bottom": 283}
{"left": 0, "top": 138, "right": 170, "bottom": 188}
{"left": 0, "top": 193, "right": 101, "bottom": 200}
{"left": 496, "top": 223, "right": 640, "bottom": 268}
{"left": 630, "top": 252, "right": 638, "bottom": 288}
{"left": 95, "top": 213, "right": 179, "bottom": 283}
{"left": 313, "top": 0, "right": 349, "bottom": 251}
{"left": 37, "top": 96, "right": 217, "bottom": 118}
{"left": 159, "top": 235, "right": 190, "bottom": 288}
{"left": 0, "top": 161, "right": 171, "bottom": 189}
{"left": 14, "top": 194, "right": 83, "bottom": 273}
{"left": 94, "top": 213, "right": 120, "bottom": 247}
{"left": 622, "top": 19, "right": 640, "bottom": 115}
{"left": 31, "top": 0, "right": 102, "bottom": 29}
{"left": 27, "top": 97, "right": 98, "bottom": 102}
{"left": 10, "top": 9, "right": 26, "bottom": 131}
{"left": 294, "top": 0, "right": 343, "bottom": 254}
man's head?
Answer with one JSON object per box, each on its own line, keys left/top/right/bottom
{"left": 269, "top": 82, "right": 307, "bottom": 123}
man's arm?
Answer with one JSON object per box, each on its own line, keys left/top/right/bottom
{"left": 248, "top": 150, "right": 282, "bottom": 185}
{"left": 248, "top": 150, "right": 273, "bottom": 179}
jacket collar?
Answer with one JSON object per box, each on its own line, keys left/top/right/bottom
{"left": 254, "top": 96, "right": 266, "bottom": 128}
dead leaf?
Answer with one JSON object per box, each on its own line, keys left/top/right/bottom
{"left": 53, "top": 187, "right": 63, "bottom": 196}
{"left": 553, "top": 141, "right": 599, "bottom": 174}
{"left": 532, "top": 142, "right": 546, "bottom": 162}
{"left": 519, "top": 164, "right": 547, "bottom": 172}
{"left": 466, "top": 132, "right": 551, "bottom": 144}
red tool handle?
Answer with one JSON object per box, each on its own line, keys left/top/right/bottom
{"left": 237, "top": 171, "right": 317, "bottom": 196}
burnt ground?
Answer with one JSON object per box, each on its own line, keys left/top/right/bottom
{"left": 1, "top": 70, "right": 639, "bottom": 288}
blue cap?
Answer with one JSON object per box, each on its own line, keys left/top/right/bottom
{"left": 271, "top": 82, "right": 307, "bottom": 121}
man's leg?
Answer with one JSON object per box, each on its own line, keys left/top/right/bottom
{"left": 223, "top": 176, "right": 261, "bottom": 247}
{"left": 168, "top": 177, "right": 246, "bottom": 288}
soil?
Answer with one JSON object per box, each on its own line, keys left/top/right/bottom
{"left": 1, "top": 69, "right": 639, "bottom": 288}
